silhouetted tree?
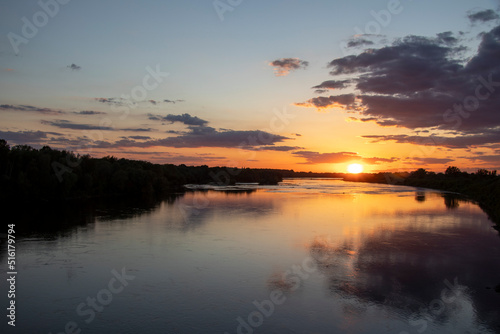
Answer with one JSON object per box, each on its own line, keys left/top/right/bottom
{"left": 445, "top": 166, "right": 461, "bottom": 175}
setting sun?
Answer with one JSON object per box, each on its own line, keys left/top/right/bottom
{"left": 347, "top": 163, "right": 364, "bottom": 174}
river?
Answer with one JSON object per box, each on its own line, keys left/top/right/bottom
{"left": 1, "top": 178, "right": 499, "bottom": 333}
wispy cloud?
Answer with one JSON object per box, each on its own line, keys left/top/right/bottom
{"left": 347, "top": 38, "right": 374, "bottom": 48}
{"left": 408, "top": 157, "right": 455, "bottom": 164}
{"left": 362, "top": 129, "right": 500, "bottom": 148}
{"left": 121, "top": 127, "right": 155, "bottom": 132}
{"left": 74, "top": 110, "right": 106, "bottom": 115}
{"left": 467, "top": 9, "right": 499, "bottom": 23}
{"left": 148, "top": 113, "right": 208, "bottom": 126}
{"left": 41, "top": 120, "right": 114, "bottom": 131}
{"left": 312, "top": 80, "right": 351, "bottom": 94}
{"left": 269, "top": 58, "right": 309, "bottom": 76}
{"left": 294, "top": 94, "right": 357, "bottom": 110}
{"left": 67, "top": 63, "right": 81, "bottom": 71}
{"left": 96, "top": 97, "right": 184, "bottom": 106}
{"left": 293, "top": 150, "right": 397, "bottom": 165}
{"left": 0, "top": 104, "right": 65, "bottom": 115}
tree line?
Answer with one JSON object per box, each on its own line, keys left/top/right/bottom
{"left": 0, "top": 140, "right": 283, "bottom": 203}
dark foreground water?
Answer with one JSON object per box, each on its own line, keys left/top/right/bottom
{"left": 1, "top": 179, "right": 500, "bottom": 334}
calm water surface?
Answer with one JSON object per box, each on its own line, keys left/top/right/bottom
{"left": 2, "top": 179, "right": 500, "bottom": 333}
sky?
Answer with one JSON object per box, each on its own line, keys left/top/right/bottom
{"left": 1, "top": 0, "right": 500, "bottom": 173}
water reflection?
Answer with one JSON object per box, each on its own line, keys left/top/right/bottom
{"left": 442, "top": 192, "right": 461, "bottom": 209}
{"left": 2, "top": 179, "right": 500, "bottom": 334}
{"left": 415, "top": 191, "right": 426, "bottom": 202}
{"left": 306, "top": 221, "right": 500, "bottom": 332}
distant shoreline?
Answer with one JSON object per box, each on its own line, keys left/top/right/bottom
{"left": 1, "top": 140, "right": 498, "bottom": 228}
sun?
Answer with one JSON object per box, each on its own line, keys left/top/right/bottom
{"left": 347, "top": 163, "right": 364, "bottom": 174}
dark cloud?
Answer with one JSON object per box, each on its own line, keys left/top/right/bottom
{"left": 269, "top": 58, "right": 309, "bottom": 76}
{"left": 0, "top": 130, "right": 52, "bottom": 144}
{"left": 163, "top": 99, "right": 184, "bottom": 104}
{"left": 347, "top": 38, "right": 374, "bottom": 48}
{"left": 409, "top": 157, "right": 455, "bottom": 164}
{"left": 121, "top": 127, "right": 154, "bottom": 132}
{"left": 126, "top": 136, "right": 152, "bottom": 140}
{"left": 149, "top": 113, "right": 209, "bottom": 126}
{"left": 41, "top": 120, "right": 114, "bottom": 131}
{"left": 362, "top": 129, "right": 500, "bottom": 148}
{"left": 96, "top": 97, "right": 184, "bottom": 107}
{"left": 297, "top": 24, "right": 500, "bottom": 147}
{"left": 67, "top": 63, "right": 81, "bottom": 71}
{"left": 467, "top": 9, "right": 499, "bottom": 23}
{"left": 0, "top": 104, "right": 64, "bottom": 115}
{"left": 293, "top": 150, "right": 396, "bottom": 165}
{"left": 463, "top": 155, "right": 500, "bottom": 164}
{"left": 294, "top": 94, "right": 357, "bottom": 110}
{"left": 312, "top": 80, "right": 350, "bottom": 94}
{"left": 74, "top": 110, "right": 106, "bottom": 115}
{"left": 92, "top": 126, "right": 290, "bottom": 150}
{"left": 95, "top": 97, "right": 125, "bottom": 105}
{"left": 256, "top": 145, "right": 303, "bottom": 152}
{"left": 149, "top": 99, "right": 185, "bottom": 105}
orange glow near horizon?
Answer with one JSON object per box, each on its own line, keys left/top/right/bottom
{"left": 347, "top": 163, "right": 364, "bottom": 174}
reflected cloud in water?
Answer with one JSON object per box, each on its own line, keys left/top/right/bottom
{"left": 307, "top": 218, "right": 500, "bottom": 332}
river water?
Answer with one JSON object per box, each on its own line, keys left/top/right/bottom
{"left": 1, "top": 178, "right": 500, "bottom": 333}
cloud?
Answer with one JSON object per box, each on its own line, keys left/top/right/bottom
{"left": 96, "top": 97, "right": 184, "bottom": 107}
{"left": 256, "top": 145, "right": 303, "bottom": 152}
{"left": 148, "top": 99, "right": 184, "bottom": 105}
{"left": 269, "top": 58, "right": 309, "bottom": 76}
{"left": 347, "top": 38, "right": 374, "bottom": 48}
{"left": 294, "top": 94, "right": 357, "bottom": 110}
{"left": 67, "top": 63, "right": 81, "bottom": 71}
{"left": 468, "top": 9, "right": 499, "bottom": 23}
{"left": 41, "top": 120, "right": 114, "bottom": 131}
{"left": 92, "top": 126, "right": 290, "bottom": 150}
{"left": 163, "top": 99, "right": 184, "bottom": 104}
{"left": 0, "top": 104, "right": 64, "bottom": 115}
{"left": 408, "top": 157, "right": 455, "bottom": 164}
{"left": 148, "top": 113, "right": 209, "bottom": 126}
{"left": 362, "top": 130, "right": 500, "bottom": 148}
{"left": 293, "top": 150, "right": 396, "bottom": 164}
{"left": 121, "top": 127, "right": 154, "bottom": 132}
{"left": 74, "top": 110, "right": 106, "bottom": 115}
{"left": 95, "top": 97, "right": 125, "bottom": 105}
{"left": 312, "top": 80, "right": 351, "bottom": 93}
{"left": 297, "top": 24, "right": 500, "bottom": 147}
{"left": 463, "top": 154, "right": 500, "bottom": 164}
{"left": 0, "top": 130, "right": 53, "bottom": 144}
{"left": 125, "top": 136, "right": 151, "bottom": 140}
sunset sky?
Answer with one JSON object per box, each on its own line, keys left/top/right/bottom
{"left": 1, "top": 0, "right": 500, "bottom": 172}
